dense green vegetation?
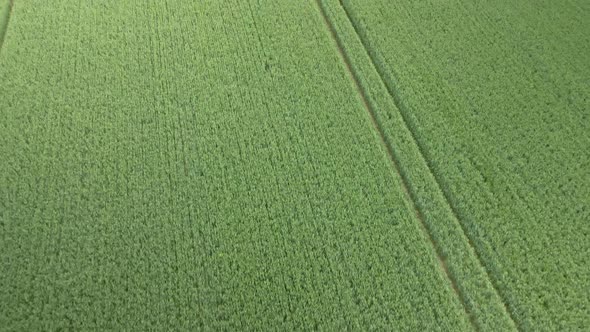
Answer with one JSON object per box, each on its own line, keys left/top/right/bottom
{"left": 0, "top": 0, "right": 12, "bottom": 51}
{"left": 0, "top": 0, "right": 473, "bottom": 330}
{"left": 2, "top": 0, "right": 587, "bottom": 330}
{"left": 331, "top": 0, "right": 590, "bottom": 330}
{"left": 319, "top": 1, "right": 517, "bottom": 330}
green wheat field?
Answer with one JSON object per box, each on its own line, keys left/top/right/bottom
{"left": 1, "top": 0, "right": 588, "bottom": 330}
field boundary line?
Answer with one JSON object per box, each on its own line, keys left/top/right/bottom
{"left": 0, "top": 0, "right": 14, "bottom": 55}
{"left": 313, "top": 0, "right": 479, "bottom": 329}
{"left": 334, "top": 0, "right": 520, "bottom": 329}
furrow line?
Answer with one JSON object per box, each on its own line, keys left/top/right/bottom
{"left": 0, "top": 0, "right": 14, "bottom": 55}
{"left": 313, "top": 0, "right": 479, "bottom": 330}
{"left": 336, "top": 0, "right": 520, "bottom": 330}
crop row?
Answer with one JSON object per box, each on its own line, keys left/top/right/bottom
{"left": 327, "top": 0, "right": 590, "bottom": 330}
{"left": 1, "top": 0, "right": 473, "bottom": 330}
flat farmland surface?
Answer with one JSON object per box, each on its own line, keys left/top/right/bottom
{"left": 1, "top": 0, "right": 588, "bottom": 331}
{"left": 0, "top": 0, "right": 472, "bottom": 330}
{"left": 328, "top": 0, "right": 590, "bottom": 330}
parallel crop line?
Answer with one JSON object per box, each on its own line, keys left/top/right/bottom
{"left": 313, "top": 0, "right": 478, "bottom": 330}
{"left": 335, "top": 0, "right": 520, "bottom": 330}
{"left": 0, "top": 0, "right": 14, "bottom": 55}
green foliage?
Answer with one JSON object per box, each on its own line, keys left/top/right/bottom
{"left": 3, "top": 0, "right": 584, "bottom": 330}
{"left": 332, "top": 0, "right": 590, "bottom": 330}
{"left": 0, "top": 0, "right": 472, "bottom": 330}
{"left": 0, "top": 0, "right": 12, "bottom": 52}
{"left": 319, "top": 1, "right": 517, "bottom": 330}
